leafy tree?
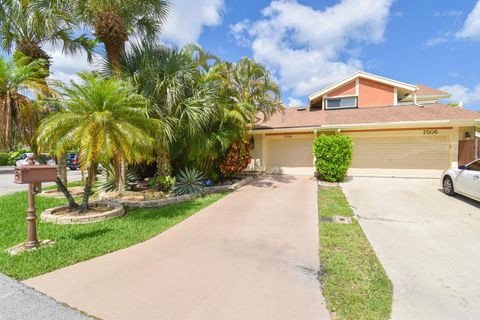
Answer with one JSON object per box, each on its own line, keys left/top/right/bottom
{"left": 0, "top": 53, "right": 48, "bottom": 151}
{"left": 219, "top": 143, "right": 252, "bottom": 177}
{"left": 0, "top": 0, "right": 95, "bottom": 72}
{"left": 72, "top": 0, "right": 169, "bottom": 70}
{"left": 36, "top": 73, "right": 158, "bottom": 212}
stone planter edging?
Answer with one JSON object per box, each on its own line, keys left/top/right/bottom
{"left": 41, "top": 201, "right": 125, "bottom": 224}
{"left": 105, "top": 175, "right": 256, "bottom": 209}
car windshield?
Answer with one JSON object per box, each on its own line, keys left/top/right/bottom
{"left": 68, "top": 154, "right": 77, "bottom": 159}
{"left": 468, "top": 160, "right": 480, "bottom": 171}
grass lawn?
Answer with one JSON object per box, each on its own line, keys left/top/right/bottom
{"left": 0, "top": 190, "right": 226, "bottom": 280}
{"left": 318, "top": 186, "right": 392, "bottom": 320}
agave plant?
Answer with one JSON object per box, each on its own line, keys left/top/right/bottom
{"left": 98, "top": 162, "right": 141, "bottom": 192}
{"left": 173, "top": 168, "right": 205, "bottom": 196}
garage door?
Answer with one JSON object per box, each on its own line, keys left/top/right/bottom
{"left": 347, "top": 134, "right": 450, "bottom": 169}
{"left": 266, "top": 136, "right": 314, "bottom": 174}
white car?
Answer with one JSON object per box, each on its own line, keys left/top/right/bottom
{"left": 442, "top": 159, "right": 480, "bottom": 201}
{"left": 15, "top": 153, "right": 56, "bottom": 167}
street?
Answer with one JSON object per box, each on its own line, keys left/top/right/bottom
{"left": 0, "top": 170, "right": 84, "bottom": 195}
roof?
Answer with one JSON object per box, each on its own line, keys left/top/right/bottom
{"left": 255, "top": 104, "right": 480, "bottom": 130}
{"left": 414, "top": 84, "right": 450, "bottom": 97}
{"left": 308, "top": 71, "right": 418, "bottom": 101}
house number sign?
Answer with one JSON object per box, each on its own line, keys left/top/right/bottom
{"left": 423, "top": 129, "right": 439, "bottom": 135}
{"left": 284, "top": 135, "right": 293, "bottom": 138}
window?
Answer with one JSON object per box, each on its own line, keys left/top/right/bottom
{"left": 325, "top": 97, "right": 358, "bottom": 110}
{"left": 467, "top": 160, "right": 480, "bottom": 171}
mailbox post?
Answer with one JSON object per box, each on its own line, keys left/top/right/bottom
{"left": 14, "top": 155, "right": 58, "bottom": 249}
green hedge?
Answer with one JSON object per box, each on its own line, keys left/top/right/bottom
{"left": 0, "top": 153, "right": 10, "bottom": 166}
{"left": 313, "top": 135, "right": 353, "bottom": 182}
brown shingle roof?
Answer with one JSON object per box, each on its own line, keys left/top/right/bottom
{"left": 415, "top": 84, "right": 450, "bottom": 97}
{"left": 255, "top": 104, "right": 479, "bottom": 129}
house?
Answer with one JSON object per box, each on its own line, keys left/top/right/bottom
{"left": 248, "top": 71, "right": 480, "bottom": 174}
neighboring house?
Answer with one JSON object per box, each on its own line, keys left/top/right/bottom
{"left": 248, "top": 71, "right": 480, "bottom": 174}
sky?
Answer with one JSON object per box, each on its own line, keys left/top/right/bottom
{"left": 47, "top": 0, "right": 480, "bottom": 111}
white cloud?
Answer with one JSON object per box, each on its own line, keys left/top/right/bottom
{"left": 230, "top": 0, "right": 394, "bottom": 98}
{"left": 46, "top": 46, "right": 102, "bottom": 84}
{"left": 423, "top": 34, "right": 449, "bottom": 47}
{"left": 287, "top": 97, "right": 305, "bottom": 107}
{"left": 162, "top": 0, "right": 225, "bottom": 46}
{"left": 434, "top": 10, "right": 462, "bottom": 18}
{"left": 457, "top": 1, "right": 480, "bottom": 40}
{"left": 439, "top": 84, "right": 480, "bottom": 109}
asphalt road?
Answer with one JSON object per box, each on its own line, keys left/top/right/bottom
{"left": 0, "top": 170, "right": 84, "bottom": 195}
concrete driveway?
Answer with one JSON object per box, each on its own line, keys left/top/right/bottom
{"left": 341, "top": 177, "right": 480, "bottom": 320}
{"left": 25, "top": 175, "right": 330, "bottom": 320}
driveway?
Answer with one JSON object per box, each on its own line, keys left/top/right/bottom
{"left": 341, "top": 177, "right": 480, "bottom": 320}
{"left": 25, "top": 175, "right": 330, "bottom": 320}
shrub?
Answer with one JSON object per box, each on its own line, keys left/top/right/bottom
{"left": 219, "top": 143, "right": 251, "bottom": 177}
{"left": 98, "top": 163, "right": 141, "bottom": 192}
{"left": 0, "top": 153, "right": 10, "bottom": 166}
{"left": 313, "top": 134, "right": 353, "bottom": 182}
{"left": 173, "top": 168, "right": 205, "bottom": 196}
{"left": 149, "top": 175, "right": 176, "bottom": 192}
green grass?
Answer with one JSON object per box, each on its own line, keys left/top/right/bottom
{"left": 318, "top": 187, "right": 392, "bottom": 320}
{"left": 0, "top": 191, "right": 226, "bottom": 280}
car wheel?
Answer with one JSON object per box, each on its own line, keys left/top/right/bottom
{"left": 443, "top": 176, "right": 456, "bottom": 196}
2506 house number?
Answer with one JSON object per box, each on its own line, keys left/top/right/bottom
{"left": 423, "top": 129, "right": 439, "bottom": 135}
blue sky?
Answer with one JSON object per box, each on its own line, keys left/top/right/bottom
{"left": 49, "top": 0, "right": 480, "bottom": 111}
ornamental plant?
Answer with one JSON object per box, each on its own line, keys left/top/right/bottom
{"left": 313, "top": 134, "right": 353, "bottom": 182}
{"left": 219, "top": 143, "right": 251, "bottom": 177}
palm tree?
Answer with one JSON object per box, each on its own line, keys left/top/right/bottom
{"left": 0, "top": 0, "right": 95, "bottom": 72}
{"left": 36, "top": 73, "right": 158, "bottom": 212}
{"left": 73, "top": 0, "right": 169, "bottom": 71}
{"left": 0, "top": 53, "right": 48, "bottom": 151}
{"left": 120, "top": 42, "right": 210, "bottom": 176}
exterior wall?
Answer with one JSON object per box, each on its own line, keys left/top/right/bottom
{"left": 247, "top": 134, "right": 264, "bottom": 171}
{"left": 358, "top": 78, "right": 395, "bottom": 108}
{"left": 458, "top": 126, "right": 476, "bottom": 141}
{"left": 327, "top": 80, "right": 356, "bottom": 97}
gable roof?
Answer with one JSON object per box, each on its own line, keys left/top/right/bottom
{"left": 414, "top": 84, "right": 450, "bottom": 97}
{"left": 308, "top": 71, "right": 418, "bottom": 101}
{"left": 255, "top": 104, "right": 480, "bottom": 130}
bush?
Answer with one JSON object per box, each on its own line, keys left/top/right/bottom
{"left": 219, "top": 143, "right": 251, "bottom": 177}
{"left": 149, "top": 175, "right": 176, "bottom": 192}
{"left": 0, "top": 153, "right": 10, "bottom": 166}
{"left": 173, "top": 168, "right": 205, "bottom": 196}
{"left": 313, "top": 134, "right": 353, "bottom": 182}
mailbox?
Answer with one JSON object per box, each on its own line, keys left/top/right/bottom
{"left": 14, "top": 165, "right": 58, "bottom": 184}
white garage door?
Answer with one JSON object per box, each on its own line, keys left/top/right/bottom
{"left": 348, "top": 134, "right": 450, "bottom": 169}
{"left": 266, "top": 137, "right": 314, "bottom": 174}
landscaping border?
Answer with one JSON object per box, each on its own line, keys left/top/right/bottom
{"left": 103, "top": 175, "right": 256, "bottom": 209}
{"left": 41, "top": 201, "right": 124, "bottom": 224}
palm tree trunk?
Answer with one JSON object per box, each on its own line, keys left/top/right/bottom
{"left": 56, "top": 177, "right": 79, "bottom": 210}
{"left": 5, "top": 92, "right": 13, "bottom": 151}
{"left": 57, "top": 153, "right": 67, "bottom": 192}
{"left": 156, "top": 149, "right": 171, "bottom": 176}
{"left": 80, "top": 162, "right": 96, "bottom": 213}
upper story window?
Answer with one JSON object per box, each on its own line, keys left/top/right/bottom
{"left": 325, "top": 96, "right": 358, "bottom": 110}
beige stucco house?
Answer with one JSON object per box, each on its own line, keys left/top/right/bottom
{"left": 248, "top": 72, "right": 480, "bottom": 174}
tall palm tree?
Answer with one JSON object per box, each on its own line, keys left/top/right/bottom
{"left": 120, "top": 42, "right": 210, "bottom": 176}
{"left": 0, "top": 0, "right": 95, "bottom": 72}
{"left": 0, "top": 53, "right": 48, "bottom": 151}
{"left": 36, "top": 73, "right": 158, "bottom": 212}
{"left": 73, "top": 0, "right": 169, "bottom": 71}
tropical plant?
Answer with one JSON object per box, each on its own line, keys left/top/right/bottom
{"left": 149, "top": 175, "right": 175, "bottom": 192}
{"left": 219, "top": 143, "right": 252, "bottom": 177}
{"left": 36, "top": 72, "right": 158, "bottom": 212}
{"left": 313, "top": 134, "right": 353, "bottom": 182}
{"left": 0, "top": 0, "right": 95, "bottom": 71}
{"left": 0, "top": 53, "right": 48, "bottom": 151}
{"left": 99, "top": 163, "right": 141, "bottom": 192}
{"left": 173, "top": 168, "right": 205, "bottom": 196}
{"left": 72, "top": 0, "right": 169, "bottom": 70}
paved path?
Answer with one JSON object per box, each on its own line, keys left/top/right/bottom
{"left": 342, "top": 177, "right": 480, "bottom": 320}
{"left": 25, "top": 175, "right": 330, "bottom": 320}
{"left": 0, "top": 170, "right": 83, "bottom": 195}
{"left": 0, "top": 273, "right": 92, "bottom": 320}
